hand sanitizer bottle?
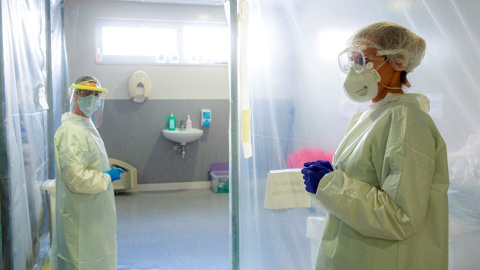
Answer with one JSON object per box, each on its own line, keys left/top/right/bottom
{"left": 186, "top": 115, "right": 192, "bottom": 130}
{"left": 168, "top": 113, "right": 176, "bottom": 131}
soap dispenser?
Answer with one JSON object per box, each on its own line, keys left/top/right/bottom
{"left": 168, "top": 113, "right": 176, "bottom": 131}
{"left": 201, "top": 109, "right": 211, "bottom": 127}
{"left": 186, "top": 115, "right": 192, "bottom": 130}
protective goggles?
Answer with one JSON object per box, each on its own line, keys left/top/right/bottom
{"left": 338, "top": 46, "right": 402, "bottom": 74}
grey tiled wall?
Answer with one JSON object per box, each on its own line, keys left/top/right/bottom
{"left": 98, "top": 99, "right": 229, "bottom": 184}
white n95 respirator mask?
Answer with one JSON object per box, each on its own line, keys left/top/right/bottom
{"left": 343, "top": 62, "right": 382, "bottom": 103}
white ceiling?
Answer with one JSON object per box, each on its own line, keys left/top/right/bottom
{"left": 114, "top": 0, "right": 225, "bottom": 6}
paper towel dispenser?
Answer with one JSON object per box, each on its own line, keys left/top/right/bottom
{"left": 128, "top": 70, "right": 152, "bottom": 103}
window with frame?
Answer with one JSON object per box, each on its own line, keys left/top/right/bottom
{"left": 95, "top": 19, "right": 229, "bottom": 65}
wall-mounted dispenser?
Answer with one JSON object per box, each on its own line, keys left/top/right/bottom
{"left": 201, "top": 109, "right": 211, "bottom": 127}
{"left": 128, "top": 70, "right": 152, "bottom": 103}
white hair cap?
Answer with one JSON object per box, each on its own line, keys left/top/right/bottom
{"left": 347, "top": 21, "right": 426, "bottom": 73}
{"left": 73, "top": 75, "right": 102, "bottom": 88}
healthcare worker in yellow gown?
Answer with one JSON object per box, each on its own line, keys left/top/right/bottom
{"left": 301, "top": 22, "right": 449, "bottom": 270}
{"left": 50, "top": 75, "right": 123, "bottom": 270}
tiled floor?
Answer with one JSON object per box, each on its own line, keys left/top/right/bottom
{"left": 115, "top": 189, "right": 229, "bottom": 270}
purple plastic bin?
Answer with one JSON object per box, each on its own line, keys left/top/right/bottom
{"left": 208, "top": 162, "right": 229, "bottom": 180}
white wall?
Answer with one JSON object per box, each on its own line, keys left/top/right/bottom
{"left": 64, "top": 0, "right": 229, "bottom": 100}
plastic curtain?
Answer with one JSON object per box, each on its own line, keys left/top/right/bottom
{"left": 235, "top": 1, "right": 480, "bottom": 269}
{"left": 0, "top": 2, "right": 6, "bottom": 268}
{"left": 49, "top": 0, "right": 68, "bottom": 138}
{"left": 0, "top": 0, "right": 64, "bottom": 268}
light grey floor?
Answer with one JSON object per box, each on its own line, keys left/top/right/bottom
{"left": 115, "top": 189, "right": 229, "bottom": 270}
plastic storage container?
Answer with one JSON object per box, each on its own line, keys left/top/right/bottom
{"left": 210, "top": 171, "right": 229, "bottom": 193}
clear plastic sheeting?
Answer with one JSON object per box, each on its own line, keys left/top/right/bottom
{"left": 235, "top": 1, "right": 480, "bottom": 269}
{"left": 50, "top": 0, "right": 70, "bottom": 133}
{"left": 1, "top": 0, "right": 61, "bottom": 268}
{"left": 448, "top": 134, "right": 480, "bottom": 270}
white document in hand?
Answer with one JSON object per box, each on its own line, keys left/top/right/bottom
{"left": 263, "top": 169, "right": 311, "bottom": 209}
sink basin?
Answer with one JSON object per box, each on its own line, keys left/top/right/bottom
{"left": 162, "top": 128, "right": 203, "bottom": 145}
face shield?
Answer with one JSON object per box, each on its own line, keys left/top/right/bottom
{"left": 69, "top": 82, "right": 108, "bottom": 128}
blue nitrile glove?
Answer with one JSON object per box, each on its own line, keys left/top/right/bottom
{"left": 303, "top": 160, "right": 334, "bottom": 171}
{"left": 301, "top": 160, "right": 333, "bottom": 194}
{"left": 106, "top": 167, "right": 124, "bottom": 182}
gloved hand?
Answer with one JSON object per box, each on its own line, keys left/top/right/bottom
{"left": 301, "top": 160, "right": 333, "bottom": 194}
{"left": 106, "top": 167, "right": 124, "bottom": 182}
{"left": 303, "top": 160, "right": 334, "bottom": 171}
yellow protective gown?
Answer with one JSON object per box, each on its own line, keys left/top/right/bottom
{"left": 312, "top": 93, "right": 449, "bottom": 270}
{"left": 50, "top": 113, "right": 117, "bottom": 270}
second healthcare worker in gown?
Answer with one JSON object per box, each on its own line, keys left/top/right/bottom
{"left": 301, "top": 22, "right": 449, "bottom": 270}
{"left": 50, "top": 75, "right": 124, "bottom": 270}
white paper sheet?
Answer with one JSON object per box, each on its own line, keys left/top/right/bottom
{"left": 263, "top": 169, "right": 311, "bottom": 209}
